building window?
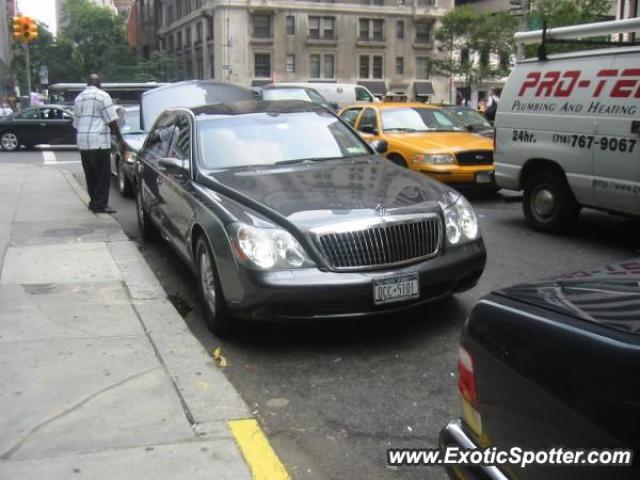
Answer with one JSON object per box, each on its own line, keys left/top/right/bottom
{"left": 253, "top": 14, "right": 272, "bottom": 38}
{"left": 286, "top": 15, "right": 295, "bottom": 35}
{"left": 197, "top": 57, "right": 204, "bottom": 79}
{"left": 416, "top": 22, "right": 432, "bottom": 43}
{"left": 184, "top": 0, "right": 190, "bottom": 14}
{"left": 479, "top": 50, "right": 490, "bottom": 67}
{"left": 396, "top": 20, "right": 404, "bottom": 39}
{"left": 254, "top": 52, "right": 271, "bottom": 78}
{"left": 167, "top": 5, "right": 173, "bottom": 25}
{"left": 416, "top": 57, "right": 430, "bottom": 79}
{"left": 359, "top": 19, "right": 384, "bottom": 41}
{"left": 310, "top": 53, "right": 335, "bottom": 79}
{"left": 460, "top": 48, "right": 470, "bottom": 65}
{"left": 210, "top": 54, "right": 215, "bottom": 78}
{"left": 499, "top": 52, "right": 510, "bottom": 70}
{"left": 359, "top": 55, "right": 383, "bottom": 79}
{"left": 395, "top": 56, "right": 404, "bottom": 75}
{"left": 196, "top": 22, "right": 203, "bottom": 44}
{"left": 185, "top": 25, "right": 192, "bottom": 46}
{"left": 286, "top": 54, "right": 295, "bottom": 73}
{"left": 176, "top": 0, "right": 182, "bottom": 17}
{"left": 308, "top": 16, "right": 335, "bottom": 39}
{"left": 417, "top": 0, "right": 436, "bottom": 5}
{"left": 168, "top": 34, "right": 174, "bottom": 52}
{"left": 207, "top": 16, "right": 214, "bottom": 40}
{"left": 177, "top": 31, "right": 183, "bottom": 49}
{"left": 397, "top": 0, "right": 405, "bottom": 4}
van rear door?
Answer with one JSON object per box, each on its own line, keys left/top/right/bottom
{"left": 591, "top": 51, "right": 640, "bottom": 213}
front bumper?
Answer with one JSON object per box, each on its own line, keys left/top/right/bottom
{"left": 413, "top": 165, "right": 495, "bottom": 186}
{"left": 225, "top": 239, "right": 486, "bottom": 322}
{"left": 440, "top": 419, "right": 510, "bottom": 480}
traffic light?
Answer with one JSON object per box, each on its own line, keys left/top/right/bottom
{"left": 27, "top": 18, "right": 38, "bottom": 42}
{"left": 11, "top": 16, "right": 38, "bottom": 43}
{"left": 12, "top": 16, "right": 22, "bottom": 40}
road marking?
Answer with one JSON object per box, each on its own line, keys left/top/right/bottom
{"left": 42, "top": 150, "right": 57, "bottom": 164}
{"left": 228, "top": 419, "right": 290, "bottom": 480}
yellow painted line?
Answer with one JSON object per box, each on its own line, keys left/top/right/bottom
{"left": 228, "top": 419, "right": 290, "bottom": 480}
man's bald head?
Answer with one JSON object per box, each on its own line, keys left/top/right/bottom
{"left": 87, "top": 74, "right": 101, "bottom": 88}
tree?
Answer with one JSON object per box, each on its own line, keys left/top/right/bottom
{"left": 432, "top": 7, "right": 517, "bottom": 103}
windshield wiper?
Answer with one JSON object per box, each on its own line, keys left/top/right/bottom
{"left": 275, "top": 156, "right": 343, "bottom": 165}
{"left": 384, "top": 127, "right": 418, "bottom": 132}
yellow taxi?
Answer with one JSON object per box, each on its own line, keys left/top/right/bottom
{"left": 338, "top": 102, "right": 495, "bottom": 186}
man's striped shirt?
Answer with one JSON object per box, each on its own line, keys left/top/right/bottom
{"left": 73, "top": 86, "right": 118, "bottom": 150}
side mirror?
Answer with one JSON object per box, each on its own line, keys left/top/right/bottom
{"left": 369, "top": 139, "right": 388, "bottom": 154}
{"left": 159, "top": 157, "right": 185, "bottom": 171}
{"left": 360, "top": 125, "right": 377, "bottom": 135}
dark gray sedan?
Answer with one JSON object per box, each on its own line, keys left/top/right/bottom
{"left": 0, "top": 105, "right": 75, "bottom": 151}
{"left": 134, "top": 100, "right": 486, "bottom": 335}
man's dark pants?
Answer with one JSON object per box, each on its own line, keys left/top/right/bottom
{"left": 80, "top": 149, "right": 111, "bottom": 211}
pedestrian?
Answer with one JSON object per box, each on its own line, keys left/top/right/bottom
{"left": 73, "top": 74, "right": 125, "bottom": 214}
{"left": 484, "top": 88, "right": 500, "bottom": 123}
{"left": 0, "top": 102, "right": 12, "bottom": 117}
{"left": 477, "top": 99, "right": 487, "bottom": 114}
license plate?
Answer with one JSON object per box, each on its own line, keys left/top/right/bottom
{"left": 373, "top": 273, "right": 419, "bottom": 306}
{"left": 476, "top": 171, "right": 493, "bottom": 184}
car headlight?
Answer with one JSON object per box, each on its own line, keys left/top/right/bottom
{"left": 123, "top": 150, "right": 137, "bottom": 163}
{"left": 442, "top": 195, "right": 479, "bottom": 245}
{"left": 231, "top": 223, "right": 314, "bottom": 270}
{"left": 412, "top": 153, "right": 454, "bottom": 165}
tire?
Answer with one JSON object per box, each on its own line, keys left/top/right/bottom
{"left": 523, "top": 170, "right": 580, "bottom": 233}
{"left": 0, "top": 131, "right": 20, "bottom": 151}
{"left": 195, "top": 236, "right": 234, "bottom": 336}
{"left": 387, "top": 153, "right": 408, "bottom": 168}
{"left": 117, "top": 160, "right": 134, "bottom": 198}
{"left": 135, "top": 183, "right": 160, "bottom": 242}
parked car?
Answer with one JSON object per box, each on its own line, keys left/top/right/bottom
{"left": 111, "top": 105, "right": 146, "bottom": 197}
{"left": 440, "top": 259, "right": 640, "bottom": 480}
{"left": 438, "top": 105, "right": 494, "bottom": 138}
{"left": 339, "top": 102, "right": 495, "bottom": 187}
{"left": 134, "top": 100, "right": 486, "bottom": 335}
{"left": 110, "top": 81, "right": 256, "bottom": 198}
{"left": 261, "top": 85, "right": 335, "bottom": 110}
{"left": 495, "top": 19, "right": 640, "bottom": 232}
{"left": 274, "top": 82, "right": 378, "bottom": 109}
{"left": 0, "top": 105, "right": 75, "bottom": 151}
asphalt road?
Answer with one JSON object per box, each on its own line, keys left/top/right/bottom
{"left": 5, "top": 148, "right": 640, "bottom": 480}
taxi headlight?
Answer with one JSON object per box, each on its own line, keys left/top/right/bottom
{"left": 232, "top": 223, "right": 314, "bottom": 269}
{"left": 412, "top": 153, "right": 454, "bottom": 165}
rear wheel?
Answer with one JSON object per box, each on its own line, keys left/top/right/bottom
{"left": 195, "top": 236, "right": 234, "bottom": 336}
{"left": 136, "top": 183, "right": 160, "bottom": 242}
{"left": 117, "top": 160, "right": 134, "bottom": 198}
{"left": 387, "top": 153, "right": 407, "bottom": 168}
{"left": 523, "top": 170, "right": 580, "bottom": 233}
{"left": 0, "top": 131, "right": 20, "bottom": 151}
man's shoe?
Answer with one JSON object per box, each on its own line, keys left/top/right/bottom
{"left": 93, "top": 206, "right": 117, "bottom": 214}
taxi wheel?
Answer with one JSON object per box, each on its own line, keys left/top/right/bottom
{"left": 523, "top": 171, "right": 579, "bottom": 233}
{"left": 195, "top": 236, "right": 233, "bottom": 337}
{"left": 388, "top": 154, "right": 407, "bottom": 168}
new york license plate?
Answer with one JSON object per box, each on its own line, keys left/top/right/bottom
{"left": 476, "top": 171, "right": 494, "bottom": 184}
{"left": 373, "top": 273, "right": 420, "bottom": 306}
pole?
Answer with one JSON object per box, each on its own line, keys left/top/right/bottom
{"left": 24, "top": 42, "right": 32, "bottom": 107}
{"left": 516, "top": 0, "right": 530, "bottom": 60}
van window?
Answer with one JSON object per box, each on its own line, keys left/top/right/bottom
{"left": 355, "top": 87, "right": 373, "bottom": 102}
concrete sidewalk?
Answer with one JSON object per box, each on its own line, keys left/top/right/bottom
{"left": 0, "top": 163, "right": 271, "bottom": 479}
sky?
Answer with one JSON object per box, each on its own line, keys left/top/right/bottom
{"left": 16, "top": 0, "right": 58, "bottom": 36}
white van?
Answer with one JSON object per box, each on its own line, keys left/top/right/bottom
{"left": 272, "top": 82, "right": 377, "bottom": 109}
{"left": 495, "top": 18, "right": 640, "bottom": 232}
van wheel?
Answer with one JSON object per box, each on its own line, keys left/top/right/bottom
{"left": 523, "top": 171, "right": 580, "bottom": 233}
{"left": 387, "top": 154, "right": 407, "bottom": 168}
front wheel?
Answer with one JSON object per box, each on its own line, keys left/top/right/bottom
{"left": 117, "top": 161, "right": 134, "bottom": 198}
{"left": 195, "top": 236, "right": 234, "bottom": 336}
{"left": 0, "top": 131, "right": 20, "bottom": 151}
{"left": 523, "top": 171, "right": 580, "bottom": 233}
{"left": 136, "top": 183, "right": 160, "bottom": 242}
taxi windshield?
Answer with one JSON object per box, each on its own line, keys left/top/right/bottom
{"left": 381, "top": 108, "right": 466, "bottom": 133}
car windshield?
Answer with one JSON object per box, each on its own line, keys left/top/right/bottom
{"left": 122, "top": 108, "right": 143, "bottom": 133}
{"left": 381, "top": 107, "right": 466, "bottom": 133}
{"left": 448, "top": 108, "right": 491, "bottom": 127}
{"left": 197, "top": 110, "right": 369, "bottom": 169}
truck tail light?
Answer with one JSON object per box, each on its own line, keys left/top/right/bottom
{"left": 458, "top": 346, "right": 477, "bottom": 406}
{"left": 458, "top": 345, "right": 482, "bottom": 437}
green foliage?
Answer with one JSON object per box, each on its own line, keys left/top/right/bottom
{"left": 432, "top": 6, "right": 517, "bottom": 91}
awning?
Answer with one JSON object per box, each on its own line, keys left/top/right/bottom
{"left": 414, "top": 81, "right": 434, "bottom": 96}
{"left": 358, "top": 80, "right": 386, "bottom": 96}
{"left": 251, "top": 79, "right": 272, "bottom": 87}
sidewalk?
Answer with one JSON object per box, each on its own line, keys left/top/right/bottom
{"left": 0, "top": 163, "right": 285, "bottom": 479}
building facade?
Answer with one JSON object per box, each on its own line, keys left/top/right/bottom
{"left": 139, "top": 0, "right": 454, "bottom": 101}
{"left": 0, "top": 0, "right": 13, "bottom": 101}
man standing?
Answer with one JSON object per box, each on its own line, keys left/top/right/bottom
{"left": 73, "top": 74, "right": 125, "bottom": 214}
{"left": 484, "top": 88, "right": 500, "bottom": 123}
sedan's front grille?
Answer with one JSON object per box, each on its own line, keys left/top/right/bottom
{"left": 315, "top": 216, "right": 441, "bottom": 270}
{"left": 456, "top": 150, "right": 493, "bottom": 165}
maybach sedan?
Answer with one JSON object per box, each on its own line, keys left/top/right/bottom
{"left": 134, "top": 100, "right": 486, "bottom": 335}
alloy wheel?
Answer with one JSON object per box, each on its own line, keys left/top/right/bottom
{"left": 199, "top": 247, "right": 217, "bottom": 319}
{"left": 1, "top": 132, "right": 19, "bottom": 151}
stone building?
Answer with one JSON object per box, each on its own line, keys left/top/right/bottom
{"left": 137, "top": 0, "right": 454, "bottom": 101}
